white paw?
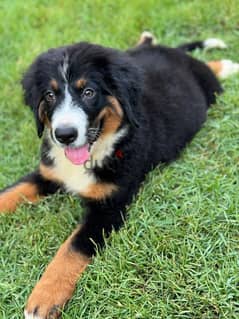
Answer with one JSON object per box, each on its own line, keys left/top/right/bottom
{"left": 219, "top": 59, "right": 239, "bottom": 79}
{"left": 204, "top": 38, "right": 227, "bottom": 50}
{"left": 24, "top": 310, "right": 42, "bottom": 319}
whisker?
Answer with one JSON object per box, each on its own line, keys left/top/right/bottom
{"left": 87, "top": 126, "right": 102, "bottom": 145}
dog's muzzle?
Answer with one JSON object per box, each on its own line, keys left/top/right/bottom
{"left": 54, "top": 126, "right": 78, "bottom": 145}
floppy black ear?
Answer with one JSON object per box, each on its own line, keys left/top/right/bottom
{"left": 21, "top": 62, "right": 44, "bottom": 138}
{"left": 109, "top": 54, "right": 143, "bottom": 127}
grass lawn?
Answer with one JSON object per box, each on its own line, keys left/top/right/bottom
{"left": 0, "top": 0, "right": 239, "bottom": 318}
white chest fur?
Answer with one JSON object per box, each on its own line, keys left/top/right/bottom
{"left": 49, "top": 145, "right": 96, "bottom": 194}
{"left": 47, "top": 127, "right": 127, "bottom": 194}
{"left": 91, "top": 127, "right": 127, "bottom": 167}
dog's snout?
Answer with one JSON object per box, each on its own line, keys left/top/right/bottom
{"left": 54, "top": 127, "right": 78, "bottom": 145}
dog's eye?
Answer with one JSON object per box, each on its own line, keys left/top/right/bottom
{"left": 83, "top": 88, "right": 95, "bottom": 99}
{"left": 45, "top": 91, "right": 55, "bottom": 103}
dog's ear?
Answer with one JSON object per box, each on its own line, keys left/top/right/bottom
{"left": 21, "top": 62, "right": 44, "bottom": 138}
{"left": 108, "top": 54, "right": 143, "bottom": 127}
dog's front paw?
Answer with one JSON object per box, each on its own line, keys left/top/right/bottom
{"left": 24, "top": 276, "right": 74, "bottom": 319}
{"left": 24, "top": 229, "right": 90, "bottom": 318}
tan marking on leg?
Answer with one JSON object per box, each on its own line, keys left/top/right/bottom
{"left": 207, "top": 61, "right": 223, "bottom": 76}
{"left": 75, "top": 78, "right": 86, "bottom": 89}
{"left": 25, "top": 227, "right": 90, "bottom": 318}
{"left": 0, "top": 183, "right": 39, "bottom": 213}
{"left": 80, "top": 182, "right": 118, "bottom": 200}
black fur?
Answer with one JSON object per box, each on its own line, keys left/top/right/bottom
{"left": 0, "top": 39, "right": 224, "bottom": 317}
{"left": 3, "top": 40, "right": 222, "bottom": 257}
{"left": 177, "top": 40, "right": 205, "bottom": 52}
{"left": 18, "top": 40, "right": 222, "bottom": 258}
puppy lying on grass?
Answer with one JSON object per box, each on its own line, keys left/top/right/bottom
{"left": 0, "top": 32, "right": 238, "bottom": 318}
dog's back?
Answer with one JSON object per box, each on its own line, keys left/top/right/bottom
{"left": 128, "top": 44, "right": 222, "bottom": 164}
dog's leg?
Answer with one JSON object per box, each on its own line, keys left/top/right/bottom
{"left": 24, "top": 199, "right": 127, "bottom": 319}
{"left": 0, "top": 170, "right": 60, "bottom": 213}
{"left": 24, "top": 225, "right": 91, "bottom": 319}
{"left": 207, "top": 60, "right": 239, "bottom": 79}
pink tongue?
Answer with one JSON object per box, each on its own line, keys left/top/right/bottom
{"left": 65, "top": 145, "right": 90, "bottom": 165}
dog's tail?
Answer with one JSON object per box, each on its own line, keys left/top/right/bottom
{"left": 178, "top": 38, "right": 239, "bottom": 79}
{"left": 138, "top": 33, "right": 227, "bottom": 53}
{"left": 138, "top": 33, "right": 239, "bottom": 79}
{"left": 177, "top": 38, "right": 227, "bottom": 52}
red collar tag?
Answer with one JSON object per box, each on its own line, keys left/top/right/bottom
{"left": 115, "top": 149, "right": 123, "bottom": 159}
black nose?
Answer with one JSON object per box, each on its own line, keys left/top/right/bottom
{"left": 54, "top": 127, "right": 78, "bottom": 145}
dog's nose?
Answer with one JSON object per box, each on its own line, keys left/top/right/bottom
{"left": 54, "top": 127, "right": 78, "bottom": 145}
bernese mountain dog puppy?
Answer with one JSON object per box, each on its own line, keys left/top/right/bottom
{"left": 0, "top": 32, "right": 238, "bottom": 318}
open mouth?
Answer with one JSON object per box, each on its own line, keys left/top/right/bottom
{"left": 64, "top": 144, "right": 90, "bottom": 165}
{"left": 64, "top": 120, "right": 103, "bottom": 165}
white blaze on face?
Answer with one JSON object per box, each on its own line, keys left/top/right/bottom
{"left": 51, "top": 85, "right": 89, "bottom": 147}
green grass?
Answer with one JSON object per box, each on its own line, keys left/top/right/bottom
{"left": 0, "top": 0, "right": 239, "bottom": 318}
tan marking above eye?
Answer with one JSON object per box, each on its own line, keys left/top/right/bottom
{"left": 76, "top": 78, "right": 87, "bottom": 89}
{"left": 50, "top": 79, "right": 59, "bottom": 91}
